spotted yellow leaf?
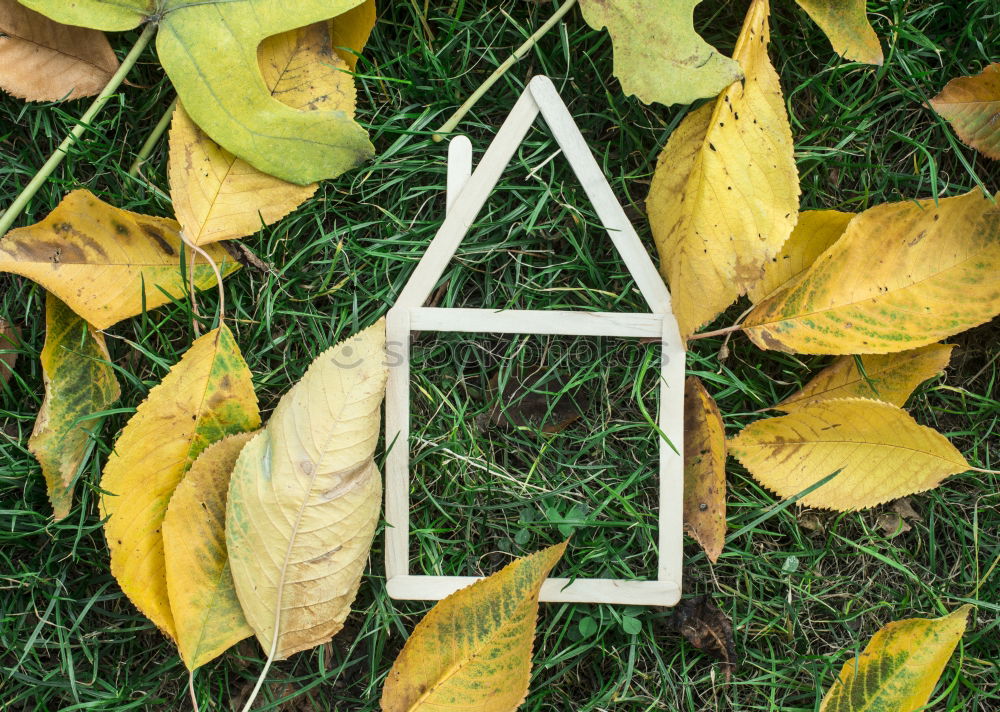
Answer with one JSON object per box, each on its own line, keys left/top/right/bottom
{"left": 793, "top": 0, "right": 883, "bottom": 65}
{"left": 820, "top": 605, "right": 972, "bottom": 712}
{"left": 744, "top": 190, "right": 1000, "bottom": 355}
{"left": 381, "top": 541, "right": 567, "bottom": 712}
{"left": 163, "top": 432, "right": 256, "bottom": 670}
{"left": 929, "top": 63, "right": 1000, "bottom": 161}
{"left": 647, "top": 0, "right": 799, "bottom": 337}
{"left": 683, "top": 377, "right": 727, "bottom": 563}
{"left": 0, "top": 190, "right": 239, "bottom": 330}
{"left": 775, "top": 344, "right": 954, "bottom": 412}
{"left": 227, "top": 321, "right": 387, "bottom": 660}
{"left": 29, "top": 293, "right": 120, "bottom": 520}
{"left": 102, "top": 325, "right": 260, "bottom": 639}
{"left": 730, "top": 398, "right": 970, "bottom": 510}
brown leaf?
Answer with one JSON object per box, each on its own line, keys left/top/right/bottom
{"left": 476, "top": 366, "right": 585, "bottom": 434}
{"left": 683, "top": 376, "right": 727, "bottom": 562}
{"left": 876, "top": 512, "right": 912, "bottom": 538}
{"left": 891, "top": 497, "right": 922, "bottom": 523}
{"left": 0, "top": 319, "right": 20, "bottom": 386}
{"left": 672, "top": 595, "right": 736, "bottom": 679}
{"left": 0, "top": 0, "right": 119, "bottom": 101}
{"left": 797, "top": 511, "right": 826, "bottom": 535}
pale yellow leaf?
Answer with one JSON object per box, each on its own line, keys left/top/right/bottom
{"left": 819, "top": 605, "right": 972, "bottom": 712}
{"left": 683, "top": 377, "right": 727, "bottom": 562}
{"left": 794, "top": 0, "right": 883, "bottom": 65}
{"left": 102, "top": 325, "right": 260, "bottom": 639}
{"left": 381, "top": 541, "right": 567, "bottom": 712}
{"left": 744, "top": 190, "right": 1000, "bottom": 354}
{"left": 647, "top": 0, "right": 799, "bottom": 337}
{"left": 729, "top": 398, "right": 970, "bottom": 510}
{"left": 227, "top": 321, "right": 387, "bottom": 659}
{"left": 163, "top": 431, "right": 256, "bottom": 670}
{"left": 929, "top": 63, "right": 1000, "bottom": 161}
{"left": 775, "top": 344, "right": 954, "bottom": 412}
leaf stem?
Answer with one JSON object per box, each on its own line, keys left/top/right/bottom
{"left": 431, "top": 0, "right": 578, "bottom": 141}
{"left": 687, "top": 323, "right": 744, "bottom": 341}
{"left": 0, "top": 23, "right": 158, "bottom": 235}
{"left": 129, "top": 96, "right": 178, "bottom": 177}
{"left": 179, "top": 232, "right": 225, "bottom": 325}
{"left": 188, "top": 670, "right": 201, "bottom": 712}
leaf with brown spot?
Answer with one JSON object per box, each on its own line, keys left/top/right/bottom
{"left": 0, "top": 190, "right": 239, "bottom": 330}
{"left": 0, "top": 0, "right": 119, "bottom": 101}
{"left": 682, "top": 377, "right": 726, "bottom": 562}
{"left": 929, "top": 63, "right": 1000, "bottom": 160}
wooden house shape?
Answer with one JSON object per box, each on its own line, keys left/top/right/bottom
{"left": 384, "top": 76, "right": 685, "bottom": 606}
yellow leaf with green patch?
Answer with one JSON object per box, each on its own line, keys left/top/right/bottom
{"left": 819, "top": 605, "right": 972, "bottom": 712}
{"left": 683, "top": 377, "right": 727, "bottom": 563}
{"left": 21, "top": 0, "right": 374, "bottom": 185}
{"left": 102, "top": 325, "right": 259, "bottom": 640}
{"left": 747, "top": 209, "right": 854, "bottom": 304}
{"left": 29, "top": 294, "right": 120, "bottom": 520}
{"left": 578, "top": 0, "right": 741, "bottom": 107}
{"left": 793, "top": 0, "right": 883, "bottom": 65}
{"left": 168, "top": 9, "right": 374, "bottom": 245}
{"left": 929, "top": 63, "right": 1000, "bottom": 161}
{"left": 381, "top": 541, "right": 567, "bottom": 712}
{"left": 729, "top": 398, "right": 969, "bottom": 510}
{"left": 163, "top": 431, "right": 256, "bottom": 670}
{"left": 647, "top": 0, "right": 799, "bottom": 337}
{"left": 227, "top": 321, "right": 386, "bottom": 660}
{"left": 0, "top": 190, "right": 239, "bottom": 330}
{"left": 744, "top": 190, "right": 1000, "bottom": 355}
{"left": 775, "top": 344, "right": 953, "bottom": 412}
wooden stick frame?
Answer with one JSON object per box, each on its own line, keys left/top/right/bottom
{"left": 385, "top": 76, "right": 685, "bottom": 606}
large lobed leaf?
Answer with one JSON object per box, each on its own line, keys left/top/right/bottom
{"left": 21, "top": 0, "right": 375, "bottom": 185}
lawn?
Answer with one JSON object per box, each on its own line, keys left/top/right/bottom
{"left": 1, "top": 0, "right": 999, "bottom": 710}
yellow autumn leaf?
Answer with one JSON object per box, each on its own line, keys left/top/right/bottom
{"left": 929, "top": 63, "right": 1000, "bottom": 161}
{"left": 819, "top": 605, "right": 972, "bottom": 712}
{"left": 729, "top": 398, "right": 970, "bottom": 510}
{"left": 744, "top": 190, "right": 1000, "bottom": 355}
{"left": 29, "top": 293, "right": 120, "bottom": 520}
{"left": 647, "top": 0, "right": 799, "bottom": 338}
{"left": 793, "top": 0, "right": 883, "bottom": 65}
{"left": 683, "top": 376, "right": 727, "bottom": 563}
{"left": 163, "top": 431, "right": 256, "bottom": 670}
{"left": 102, "top": 325, "right": 259, "bottom": 640}
{"left": 0, "top": 190, "right": 239, "bottom": 330}
{"left": 168, "top": 9, "right": 373, "bottom": 246}
{"left": 775, "top": 344, "right": 954, "bottom": 412}
{"left": 747, "top": 209, "right": 854, "bottom": 304}
{"left": 227, "top": 321, "right": 387, "bottom": 660}
{"left": 381, "top": 541, "right": 567, "bottom": 712}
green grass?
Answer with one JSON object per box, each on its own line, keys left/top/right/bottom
{"left": 2, "top": 0, "right": 999, "bottom": 710}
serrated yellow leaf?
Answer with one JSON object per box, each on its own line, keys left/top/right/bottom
{"left": 381, "top": 541, "right": 567, "bottom": 712}
{"left": 729, "top": 398, "right": 969, "bottom": 510}
{"left": 929, "top": 63, "right": 1000, "bottom": 161}
{"left": 647, "top": 0, "right": 799, "bottom": 337}
{"left": 227, "top": 321, "right": 387, "bottom": 659}
{"left": 744, "top": 190, "right": 1000, "bottom": 354}
{"left": 793, "top": 0, "right": 883, "bottom": 65}
{"left": 578, "top": 0, "right": 741, "bottom": 107}
{"left": 819, "top": 605, "right": 972, "bottom": 712}
{"left": 168, "top": 13, "right": 371, "bottom": 246}
{"left": 29, "top": 293, "right": 120, "bottom": 520}
{"left": 163, "top": 431, "right": 256, "bottom": 670}
{"left": 0, "top": 190, "right": 239, "bottom": 330}
{"left": 747, "top": 209, "right": 854, "bottom": 304}
{"left": 102, "top": 325, "right": 260, "bottom": 639}
{"left": 330, "top": 0, "right": 376, "bottom": 71}
{"left": 683, "top": 377, "right": 726, "bottom": 563}
{"left": 775, "top": 344, "right": 954, "bottom": 412}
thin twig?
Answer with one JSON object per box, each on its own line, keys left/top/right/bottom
{"left": 129, "top": 96, "right": 178, "bottom": 177}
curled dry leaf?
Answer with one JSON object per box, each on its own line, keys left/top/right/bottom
{"left": 0, "top": 190, "right": 239, "bottom": 330}
{"left": 929, "top": 63, "right": 1000, "bottom": 161}
{"left": 22, "top": 0, "right": 375, "bottom": 184}
{"left": 227, "top": 321, "right": 387, "bottom": 659}
{"left": 0, "top": 0, "right": 119, "bottom": 101}
{"left": 671, "top": 595, "right": 736, "bottom": 679}
{"left": 102, "top": 325, "right": 260, "bottom": 639}
{"left": 775, "top": 344, "right": 954, "bottom": 412}
{"left": 793, "top": 0, "right": 883, "bottom": 65}
{"left": 682, "top": 377, "right": 727, "bottom": 563}
{"left": 163, "top": 432, "right": 256, "bottom": 670}
{"left": 647, "top": 0, "right": 799, "bottom": 337}
{"left": 819, "top": 605, "right": 972, "bottom": 712}
{"left": 577, "top": 0, "right": 741, "bottom": 107}
{"left": 29, "top": 294, "right": 120, "bottom": 520}
{"left": 744, "top": 190, "right": 1000, "bottom": 355}
{"left": 381, "top": 541, "right": 567, "bottom": 712}
{"left": 729, "top": 398, "right": 970, "bottom": 511}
